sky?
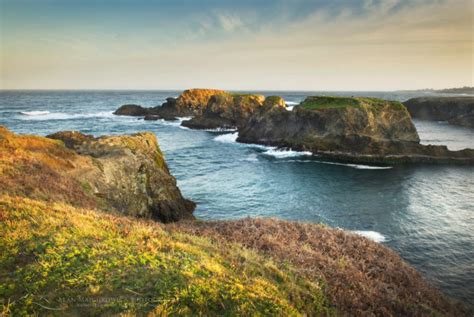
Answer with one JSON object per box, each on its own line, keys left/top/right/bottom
{"left": 0, "top": 0, "right": 472, "bottom": 90}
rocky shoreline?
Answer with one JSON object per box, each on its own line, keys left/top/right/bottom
{"left": 114, "top": 89, "right": 474, "bottom": 165}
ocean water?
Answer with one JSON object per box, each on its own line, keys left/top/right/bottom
{"left": 1, "top": 90, "right": 473, "bottom": 308}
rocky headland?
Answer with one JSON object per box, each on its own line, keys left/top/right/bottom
{"left": 404, "top": 96, "right": 474, "bottom": 128}
{"left": 0, "top": 126, "right": 470, "bottom": 315}
{"left": 0, "top": 126, "right": 194, "bottom": 222}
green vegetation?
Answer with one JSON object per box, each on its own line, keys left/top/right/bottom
{"left": 300, "top": 96, "right": 406, "bottom": 111}
{"left": 0, "top": 196, "right": 331, "bottom": 316}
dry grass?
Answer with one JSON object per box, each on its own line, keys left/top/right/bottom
{"left": 173, "top": 217, "right": 470, "bottom": 316}
{"left": 0, "top": 127, "right": 98, "bottom": 209}
{"left": 0, "top": 195, "right": 331, "bottom": 316}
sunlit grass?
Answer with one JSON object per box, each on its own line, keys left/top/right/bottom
{"left": 0, "top": 195, "right": 331, "bottom": 316}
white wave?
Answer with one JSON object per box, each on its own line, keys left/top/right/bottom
{"left": 154, "top": 116, "right": 192, "bottom": 127}
{"left": 20, "top": 111, "right": 50, "bottom": 116}
{"left": 214, "top": 132, "right": 238, "bottom": 143}
{"left": 316, "top": 160, "right": 393, "bottom": 170}
{"left": 177, "top": 116, "right": 193, "bottom": 122}
{"left": 18, "top": 111, "right": 115, "bottom": 121}
{"left": 262, "top": 148, "right": 313, "bottom": 158}
{"left": 285, "top": 101, "right": 299, "bottom": 111}
{"left": 204, "top": 127, "right": 238, "bottom": 132}
{"left": 353, "top": 230, "right": 387, "bottom": 243}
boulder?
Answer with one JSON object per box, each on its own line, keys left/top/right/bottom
{"left": 47, "top": 130, "right": 195, "bottom": 222}
{"left": 403, "top": 97, "right": 474, "bottom": 127}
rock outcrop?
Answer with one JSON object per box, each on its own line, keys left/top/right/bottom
{"left": 113, "top": 104, "right": 150, "bottom": 116}
{"left": 182, "top": 93, "right": 268, "bottom": 130}
{"left": 0, "top": 126, "right": 194, "bottom": 222}
{"left": 238, "top": 96, "right": 474, "bottom": 164}
{"left": 404, "top": 97, "right": 474, "bottom": 128}
{"left": 113, "top": 89, "right": 226, "bottom": 120}
{"left": 46, "top": 130, "right": 195, "bottom": 222}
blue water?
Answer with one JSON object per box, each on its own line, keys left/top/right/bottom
{"left": 1, "top": 90, "right": 473, "bottom": 308}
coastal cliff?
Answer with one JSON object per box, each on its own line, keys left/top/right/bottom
{"left": 0, "top": 126, "right": 194, "bottom": 222}
{"left": 404, "top": 97, "right": 474, "bottom": 128}
{"left": 238, "top": 96, "right": 474, "bottom": 164}
{"left": 0, "top": 126, "right": 470, "bottom": 316}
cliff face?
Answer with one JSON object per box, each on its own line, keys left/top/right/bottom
{"left": 182, "top": 93, "right": 269, "bottom": 130}
{"left": 47, "top": 131, "right": 195, "bottom": 222}
{"left": 404, "top": 97, "right": 474, "bottom": 128}
{"left": 238, "top": 96, "right": 474, "bottom": 164}
{"left": 0, "top": 127, "right": 194, "bottom": 222}
{"left": 239, "top": 97, "right": 420, "bottom": 152}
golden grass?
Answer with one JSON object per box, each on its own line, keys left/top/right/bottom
{"left": 0, "top": 195, "right": 331, "bottom": 316}
{"left": 0, "top": 127, "right": 99, "bottom": 209}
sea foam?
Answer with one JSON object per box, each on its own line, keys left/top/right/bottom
{"left": 18, "top": 111, "right": 115, "bottom": 121}
{"left": 353, "top": 230, "right": 387, "bottom": 243}
{"left": 261, "top": 148, "right": 313, "bottom": 158}
{"left": 213, "top": 132, "right": 239, "bottom": 143}
{"left": 20, "top": 111, "right": 50, "bottom": 116}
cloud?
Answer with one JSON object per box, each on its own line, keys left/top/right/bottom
{"left": 216, "top": 12, "right": 245, "bottom": 32}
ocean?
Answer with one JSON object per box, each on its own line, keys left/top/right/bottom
{"left": 1, "top": 90, "right": 473, "bottom": 308}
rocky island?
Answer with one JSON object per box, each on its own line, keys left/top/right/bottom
{"left": 1, "top": 126, "right": 470, "bottom": 316}
{"left": 404, "top": 96, "right": 474, "bottom": 128}
{"left": 114, "top": 88, "right": 228, "bottom": 120}
{"left": 113, "top": 90, "right": 474, "bottom": 164}
{"left": 239, "top": 96, "right": 474, "bottom": 164}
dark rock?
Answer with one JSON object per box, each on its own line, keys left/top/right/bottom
{"left": 404, "top": 97, "right": 474, "bottom": 127}
{"left": 113, "top": 104, "right": 151, "bottom": 116}
{"left": 448, "top": 113, "right": 474, "bottom": 128}
{"left": 144, "top": 114, "right": 161, "bottom": 121}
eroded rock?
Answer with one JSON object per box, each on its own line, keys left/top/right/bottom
{"left": 404, "top": 97, "right": 474, "bottom": 127}
{"left": 47, "top": 130, "right": 195, "bottom": 222}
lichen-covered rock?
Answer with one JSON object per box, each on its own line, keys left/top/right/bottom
{"left": 238, "top": 96, "right": 474, "bottom": 164}
{"left": 46, "top": 130, "right": 195, "bottom": 222}
{"left": 404, "top": 97, "right": 474, "bottom": 127}
{"left": 154, "top": 89, "right": 227, "bottom": 118}
{"left": 182, "top": 93, "right": 267, "bottom": 130}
